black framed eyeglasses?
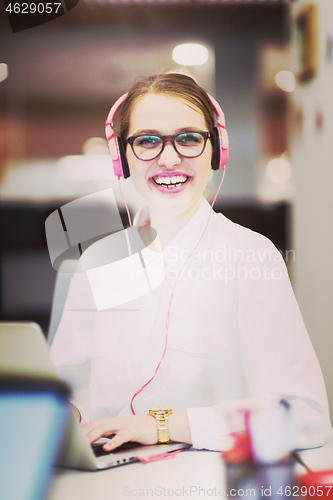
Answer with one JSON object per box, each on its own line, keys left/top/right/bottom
{"left": 126, "top": 131, "right": 210, "bottom": 161}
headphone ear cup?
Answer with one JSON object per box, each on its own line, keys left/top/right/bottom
{"left": 211, "top": 127, "right": 220, "bottom": 171}
{"left": 118, "top": 137, "right": 130, "bottom": 179}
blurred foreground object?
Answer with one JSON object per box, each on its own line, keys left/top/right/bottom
{"left": 0, "top": 374, "right": 70, "bottom": 500}
{"left": 222, "top": 402, "right": 293, "bottom": 465}
{"left": 223, "top": 404, "right": 297, "bottom": 500}
{"left": 299, "top": 470, "right": 333, "bottom": 499}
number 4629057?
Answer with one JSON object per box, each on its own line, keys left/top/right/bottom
{"left": 277, "top": 486, "right": 333, "bottom": 496}
{"left": 5, "top": 3, "right": 62, "bottom": 14}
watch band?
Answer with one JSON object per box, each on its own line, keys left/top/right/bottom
{"left": 149, "top": 409, "right": 172, "bottom": 443}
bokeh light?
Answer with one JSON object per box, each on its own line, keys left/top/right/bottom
{"left": 172, "top": 43, "right": 209, "bottom": 66}
{"left": 83, "top": 137, "right": 109, "bottom": 156}
{"left": 0, "top": 63, "right": 8, "bottom": 83}
{"left": 274, "top": 70, "right": 296, "bottom": 92}
{"left": 266, "top": 157, "right": 292, "bottom": 184}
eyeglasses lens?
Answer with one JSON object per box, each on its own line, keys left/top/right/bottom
{"left": 175, "top": 133, "right": 205, "bottom": 157}
{"left": 133, "top": 136, "right": 163, "bottom": 160}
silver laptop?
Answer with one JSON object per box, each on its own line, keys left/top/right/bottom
{"left": 0, "top": 322, "right": 190, "bottom": 471}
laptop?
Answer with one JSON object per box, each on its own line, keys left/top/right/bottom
{"left": 0, "top": 322, "right": 190, "bottom": 471}
{"left": 0, "top": 373, "right": 70, "bottom": 500}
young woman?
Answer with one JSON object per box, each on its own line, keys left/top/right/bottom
{"left": 50, "top": 73, "right": 330, "bottom": 454}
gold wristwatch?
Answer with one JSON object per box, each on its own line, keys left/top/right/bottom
{"left": 149, "top": 409, "right": 172, "bottom": 443}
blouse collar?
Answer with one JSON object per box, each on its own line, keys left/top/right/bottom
{"left": 133, "top": 198, "right": 217, "bottom": 260}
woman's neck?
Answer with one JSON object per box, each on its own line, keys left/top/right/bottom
{"left": 148, "top": 196, "right": 204, "bottom": 249}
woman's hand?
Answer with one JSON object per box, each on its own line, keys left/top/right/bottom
{"left": 82, "top": 410, "right": 192, "bottom": 452}
{"left": 82, "top": 414, "right": 158, "bottom": 451}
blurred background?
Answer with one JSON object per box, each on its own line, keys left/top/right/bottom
{"left": 0, "top": 0, "right": 332, "bottom": 418}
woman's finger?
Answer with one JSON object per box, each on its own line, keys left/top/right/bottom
{"left": 85, "top": 422, "right": 117, "bottom": 443}
{"left": 103, "top": 431, "right": 129, "bottom": 451}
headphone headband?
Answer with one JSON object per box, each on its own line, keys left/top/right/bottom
{"left": 105, "top": 91, "right": 229, "bottom": 178}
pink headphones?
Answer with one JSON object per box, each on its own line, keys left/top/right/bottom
{"left": 105, "top": 92, "right": 229, "bottom": 179}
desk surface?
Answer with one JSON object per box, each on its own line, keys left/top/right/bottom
{"left": 48, "top": 449, "right": 226, "bottom": 500}
{"left": 47, "top": 432, "right": 333, "bottom": 500}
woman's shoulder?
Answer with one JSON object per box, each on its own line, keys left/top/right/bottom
{"left": 212, "top": 210, "right": 280, "bottom": 254}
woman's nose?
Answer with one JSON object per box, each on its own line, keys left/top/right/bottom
{"left": 157, "top": 142, "right": 181, "bottom": 168}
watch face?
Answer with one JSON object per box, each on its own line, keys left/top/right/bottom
{"left": 149, "top": 409, "right": 172, "bottom": 415}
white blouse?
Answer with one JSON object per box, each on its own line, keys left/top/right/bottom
{"left": 50, "top": 199, "right": 331, "bottom": 451}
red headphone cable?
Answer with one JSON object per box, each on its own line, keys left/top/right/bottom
{"left": 130, "top": 167, "right": 226, "bottom": 414}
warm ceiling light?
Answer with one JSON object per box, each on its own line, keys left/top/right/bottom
{"left": 172, "top": 43, "right": 209, "bottom": 66}
{"left": 274, "top": 70, "right": 296, "bottom": 92}
{"left": 83, "top": 137, "right": 109, "bottom": 156}
{"left": 266, "top": 157, "right": 291, "bottom": 184}
{"left": 0, "top": 63, "right": 8, "bottom": 83}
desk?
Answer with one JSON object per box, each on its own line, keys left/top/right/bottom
{"left": 48, "top": 449, "right": 226, "bottom": 500}
{"left": 47, "top": 432, "right": 333, "bottom": 500}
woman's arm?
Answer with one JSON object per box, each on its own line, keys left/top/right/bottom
{"left": 82, "top": 410, "right": 192, "bottom": 451}
{"left": 236, "top": 238, "right": 331, "bottom": 450}
{"left": 50, "top": 270, "right": 95, "bottom": 424}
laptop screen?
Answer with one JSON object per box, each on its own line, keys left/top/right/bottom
{"left": 0, "top": 375, "right": 70, "bottom": 500}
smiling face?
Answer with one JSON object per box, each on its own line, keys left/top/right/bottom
{"left": 126, "top": 93, "right": 212, "bottom": 218}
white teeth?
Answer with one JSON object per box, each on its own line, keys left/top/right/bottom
{"left": 154, "top": 175, "right": 187, "bottom": 186}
